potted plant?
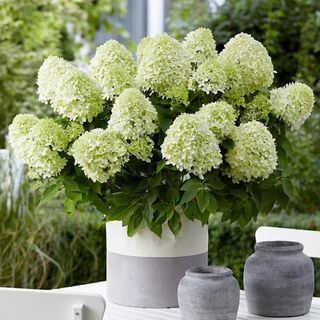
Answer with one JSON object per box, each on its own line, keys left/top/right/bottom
{"left": 8, "top": 28, "right": 314, "bottom": 308}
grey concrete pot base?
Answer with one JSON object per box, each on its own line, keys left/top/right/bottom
{"left": 106, "top": 219, "right": 209, "bottom": 308}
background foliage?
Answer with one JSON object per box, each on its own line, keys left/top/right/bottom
{"left": 0, "top": 0, "right": 127, "bottom": 148}
{"left": 168, "top": 0, "right": 320, "bottom": 213}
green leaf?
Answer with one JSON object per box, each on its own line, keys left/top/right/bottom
{"left": 42, "top": 182, "right": 63, "bottom": 202}
{"left": 168, "top": 212, "right": 182, "bottom": 236}
{"left": 156, "top": 160, "right": 166, "bottom": 173}
{"left": 64, "top": 198, "right": 75, "bottom": 215}
{"left": 63, "top": 177, "right": 80, "bottom": 192}
{"left": 184, "top": 202, "right": 195, "bottom": 221}
{"left": 127, "top": 212, "right": 143, "bottom": 237}
{"left": 282, "top": 178, "right": 297, "bottom": 200}
{"left": 103, "top": 20, "right": 113, "bottom": 33}
{"left": 196, "top": 189, "right": 209, "bottom": 213}
{"left": 179, "top": 189, "right": 198, "bottom": 205}
{"left": 65, "top": 190, "right": 82, "bottom": 202}
{"left": 149, "top": 223, "right": 163, "bottom": 238}
{"left": 206, "top": 192, "right": 218, "bottom": 213}
{"left": 180, "top": 179, "right": 202, "bottom": 192}
{"left": 260, "top": 190, "right": 276, "bottom": 214}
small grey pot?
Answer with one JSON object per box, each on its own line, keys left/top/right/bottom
{"left": 244, "top": 241, "right": 314, "bottom": 317}
{"left": 178, "top": 266, "right": 240, "bottom": 320}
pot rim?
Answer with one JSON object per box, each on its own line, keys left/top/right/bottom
{"left": 186, "top": 266, "right": 233, "bottom": 278}
{"left": 255, "top": 241, "right": 304, "bottom": 253}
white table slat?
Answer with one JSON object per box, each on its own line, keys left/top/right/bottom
{"left": 58, "top": 282, "right": 320, "bottom": 320}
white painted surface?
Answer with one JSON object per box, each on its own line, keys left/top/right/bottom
{"left": 0, "top": 287, "right": 105, "bottom": 320}
{"left": 60, "top": 282, "right": 320, "bottom": 320}
{"left": 256, "top": 226, "right": 320, "bottom": 258}
{"left": 147, "top": 0, "right": 165, "bottom": 36}
{"left": 107, "top": 219, "right": 208, "bottom": 257}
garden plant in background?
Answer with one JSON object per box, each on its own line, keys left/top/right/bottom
{"left": 0, "top": 0, "right": 127, "bottom": 148}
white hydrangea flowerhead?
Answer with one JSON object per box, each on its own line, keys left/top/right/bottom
{"left": 8, "top": 114, "right": 39, "bottom": 146}
{"left": 161, "top": 113, "right": 222, "bottom": 178}
{"left": 226, "top": 120, "right": 277, "bottom": 182}
{"left": 71, "top": 129, "right": 129, "bottom": 183}
{"left": 28, "top": 118, "right": 69, "bottom": 151}
{"left": 218, "top": 33, "right": 274, "bottom": 96}
{"left": 108, "top": 88, "right": 158, "bottom": 141}
{"left": 241, "top": 93, "right": 271, "bottom": 123}
{"left": 183, "top": 28, "right": 217, "bottom": 66}
{"left": 128, "top": 136, "right": 154, "bottom": 162}
{"left": 9, "top": 115, "right": 67, "bottom": 179}
{"left": 38, "top": 56, "right": 103, "bottom": 123}
{"left": 189, "top": 58, "right": 227, "bottom": 95}
{"left": 136, "top": 33, "right": 191, "bottom": 105}
{"left": 90, "top": 40, "right": 137, "bottom": 100}
{"left": 270, "top": 82, "right": 314, "bottom": 129}
{"left": 196, "top": 101, "right": 237, "bottom": 141}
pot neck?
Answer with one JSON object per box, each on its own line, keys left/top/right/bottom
{"left": 255, "top": 241, "right": 304, "bottom": 254}
{"left": 186, "top": 266, "right": 233, "bottom": 279}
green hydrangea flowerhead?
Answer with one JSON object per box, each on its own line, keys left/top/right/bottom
{"left": 128, "top": 136, "right": 154, "bottom": 162}
{"left": 189, "top": 58, "right": 227, "bottom": 95}
{"left": 226, "top": 120, "right": 277, "bottom": 182}
{"left": 136, "top": 36, "right": 152, "bottom": 64}
{"left": 25, "top": 145, "right": 67, "bottom": 180}
{"left": 270, "top": 82, "right": 314, "bottom": 129}
{"left": 108, "top": 88, "right": 158, "bottom": 141}
{"left": 8, "top": 114, "right": 39, "bottom": 145}
{"left": 8, "top": 115, "right": 67, "bottom": 179}
{"left": 183, "top": 28, "right": 217, "bottom": 65}
{"left": 90, "top": 40, "right": 137, "bottom": 100}
{"left": 196, "top": 101, "right": 237, "bottom": 141}
{"left": 161, "top": 113, "right": 222, "bottom": 178}
{"left": 136, "top": 33, "right": 191, "bottom": 105}
{"left": 218, "top": 33, "right": 274, "bottom": 96}
{"left": 64, "top": 122, "right": 85, "bottom": 142}
{"left": 38, "top": 56, "right": 103, "bottom": 123}
{"left": 71, "top": 129, "right": 129, "bottom": 183}
{"left": 28, "top": 118, "right": 69, "bottom": 151}
{"left": 241, "top": 93, "right": 271, "bottom": 123}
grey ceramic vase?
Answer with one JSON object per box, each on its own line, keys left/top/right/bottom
{"left": 244, "top": 241, "right": 314, "bottom": 317}
{"left": 178, "top": 266, "right": 240, "bottom": 320}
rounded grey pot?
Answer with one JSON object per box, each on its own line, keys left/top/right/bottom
{"left": 244, "top": 241, "right": 314, "bottom": 317}
{"left": 178, "top": 266, "right": 240, "bottom": 320}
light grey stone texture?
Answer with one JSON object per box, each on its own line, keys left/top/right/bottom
{"left": 244, "top": 241, "right": 314, "bottom": 317}
{"left": 178, "top": 266, "right": 240, "bottom": 320}
{"left": 107, "top": 251, "right": 208, "bottom": 308}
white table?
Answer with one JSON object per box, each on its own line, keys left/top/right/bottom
{"left": 60, "top": 281, "right": 320, "bottom": 320}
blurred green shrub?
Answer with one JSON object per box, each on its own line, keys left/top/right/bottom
{"left": 209, "top": 212, "right": 320, "bottom": 296}
{"left": 0, "top": 150, "right": 106, "bottom": 288}
{"left": 167, "top": 0, "right": 211, "bottom": 40}
{"left": 0, "top": 0, "right": 126, "bottom": 147}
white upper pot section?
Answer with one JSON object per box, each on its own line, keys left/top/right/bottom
{"left": 107, "top": 218, "right": 208, "bottom": 258}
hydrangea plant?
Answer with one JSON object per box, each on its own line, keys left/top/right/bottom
{"left": 9, "top": 29, "right": 315, "bottom": 236}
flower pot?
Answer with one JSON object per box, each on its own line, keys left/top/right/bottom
{"left": 106, "top": 218, "right": 208, "bottom": 308}
{"left": 244, "top": 241, "right": 314, "bottom": 317}
{"left": 178, "top": 266, "right": 240, "bottom": 320}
